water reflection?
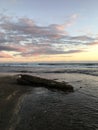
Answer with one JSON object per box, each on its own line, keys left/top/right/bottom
{"left": 9, "top": 85, "right": 98, "bottom": 130}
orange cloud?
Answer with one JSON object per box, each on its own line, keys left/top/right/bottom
{"left": 0, "top": 52, "right": 13, "bottom": 58}
{"left": 89, "top": 42, "right": 98, "bottom": 45}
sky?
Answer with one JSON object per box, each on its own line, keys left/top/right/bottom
{"left": 0, "top": 0, "right": 98, "bottom": 62}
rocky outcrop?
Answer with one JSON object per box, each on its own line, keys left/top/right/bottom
{"left": 17, "top": 74, "right": 74, "bottom": 92}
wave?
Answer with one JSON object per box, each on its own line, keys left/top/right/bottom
{"left": 1, "top": 68, "right": 98, "bottom": 77}
{"left": 0, "top": 62, "right": 98, "bottom": 76}
{"left": 43, "top": 69, "right": 98, "bottom": 76}
{"left": 0, "top": 62, "right": 98, "bottom": 68}
{"left": 0, "top": 63, "right": 39, "bottom": 67}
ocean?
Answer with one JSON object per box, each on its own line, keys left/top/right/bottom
{"left": 0, "top": 62, "right": 98, "bottom": 76}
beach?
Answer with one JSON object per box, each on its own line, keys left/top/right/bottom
{"left": 0, "top": 71, "right": 98, "bottom": 130}
{"left": 0, "top": 75, "right": 32, "bottom": 130}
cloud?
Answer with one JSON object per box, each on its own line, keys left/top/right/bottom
{"left": 64, "top": 49, "right": 84, "bottom": 54}
{"left": 0, "top": 45, "right": 26, "bottom": 52}
{"left": 0, "top": 13, "right": 79, "bottom": 39}
{"left": 0, "top": 13, "right": 97, "bottom": 59}
{"left": 0, "top": 45, "right": 18, "bottom": 51}
{"left": 71, "top": 14, "right": 79, "bottom": 19}
{"left": 19, "top": 45, "right": 84, "bottom": 57}
{"left": 70, "top": 36, "right": 94, "bottom": 41}
{"left": 87, "top": 41, "right": 98, "bottom": 46}
{"left": 0, "top": 52, "right": 13, "bottom": 58}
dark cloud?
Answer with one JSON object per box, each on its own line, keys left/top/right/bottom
{"left": 70, "top": 36, "right": 94, "bottom": 41}
{"left": 0, "top": 38, "right": 13, "bottom": 43}
{"left": 0, "top": 39, "right": 8, "bottom": 43}
{"left": 0, "top": 45, "right": 22, "bottom": 52}
{"left": 19, "top": 47, "right": 83, "bottom": 57}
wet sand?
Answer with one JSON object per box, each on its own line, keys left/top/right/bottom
{"left": 0, "top": 74, "right": 98, "bottom": 130}
{"left": 0, "top": 75, "right": 31, "bottom": 130}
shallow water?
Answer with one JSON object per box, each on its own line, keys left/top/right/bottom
{"left": 9, "top": 73, "right": 98, "bottom": 130}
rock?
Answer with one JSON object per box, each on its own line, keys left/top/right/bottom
{"left": 17, "top": 74, "right": 74, "bottom": 92}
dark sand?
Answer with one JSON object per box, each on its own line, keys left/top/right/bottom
{"left": 0, "top": 74, "right": 98, "bottom": 130}
{"left": 0, "top": 75, "right": 31, "bottom": 130}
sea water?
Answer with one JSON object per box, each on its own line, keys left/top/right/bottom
{"left": 0, "top": 62, "right": 98, "bottom": 76}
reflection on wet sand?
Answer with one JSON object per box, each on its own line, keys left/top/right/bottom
{"left": 0, "top": 74, "right": 98, "bottom": 130}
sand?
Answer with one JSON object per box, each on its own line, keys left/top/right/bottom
{"left": 0, "top": 75, "right": 31, "bottom": 130}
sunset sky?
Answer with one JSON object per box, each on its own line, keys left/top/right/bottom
{"left": 0, "top": 0, "right": 98, "bottom": 62}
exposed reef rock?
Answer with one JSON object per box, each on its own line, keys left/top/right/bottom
{"left": 17, "top": 74, "right": 74, "bottom": 92}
